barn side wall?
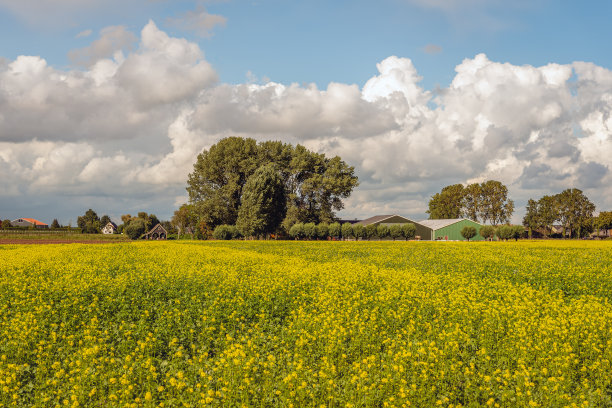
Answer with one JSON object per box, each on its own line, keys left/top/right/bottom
{"left": 433, "top": 220, "right": 484, "bottom": 241}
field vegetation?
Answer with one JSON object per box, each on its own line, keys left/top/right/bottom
{"left": 1, "top": 241, "right": 612, "bottom": 407}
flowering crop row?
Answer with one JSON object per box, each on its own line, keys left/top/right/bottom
{"left": 1, "top": 241, "right": 611, "bottom": 407}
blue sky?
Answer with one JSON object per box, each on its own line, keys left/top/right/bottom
{"left": 1, "top": 0, "right": 612, "bottom": 225}
{"left": 3, "top": 1, "right": 611, "bottom": 90}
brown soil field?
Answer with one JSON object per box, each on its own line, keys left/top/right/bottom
{"left": 0, "top": 239, "right": 128, "bottom": 245}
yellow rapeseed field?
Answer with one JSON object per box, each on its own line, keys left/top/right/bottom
{"left": 1, "top": 241, "right": 612, "bottom": 407}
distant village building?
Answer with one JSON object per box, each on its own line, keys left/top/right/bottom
{"left": 10, "top": 218, "right": 48, "bottom": 229}
{"left": 101, "top": 222, "right": 117, "bottom": 234}
{"left": 142, "top": 224, "right": 167, "bottom": 240}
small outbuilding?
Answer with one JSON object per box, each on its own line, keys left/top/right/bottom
{"left": 11, "top": 218, "right": 48, "bottom": 229}
{"left": 418, "top": 218, "right": 484, "bottom": 241}
{"left": 355, "top": 214, "right": 432, "bottom": 240}
{"left": 142, "top": 223, "right": 167, "bottom": 240}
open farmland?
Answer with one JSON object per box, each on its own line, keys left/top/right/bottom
{"left": 1, "top": 241, "right": 612, "bottom": 407}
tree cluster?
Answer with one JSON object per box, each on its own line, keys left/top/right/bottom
{"left": 522, "top": 189, "right": 596, "bottom": 238}
{"left": 427, "top": 180, "right": 514, "bottom": 225}
{"left": 476, "top": 224, "right": 524, "bottom": 241}
{"left": 186, "top": 137, "right": 359, "bottom": 239}
{"left": 289, "top": 222, "right": 416, "bottom": 241}
{"left": 119, "top": 212, "right": 170, "bottom": 240}
{"left": 77, "top": 209, "right": 104, "bottom": 234}
{"left": 592, "top": 211, "right": 612, "bottom": 236}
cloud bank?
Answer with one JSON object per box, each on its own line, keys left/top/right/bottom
{"left": 2, "top": 21, "right": 612, "bottom": 223}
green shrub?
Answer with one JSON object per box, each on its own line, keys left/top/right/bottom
{"left": 316, "top": 223, "right": 329, "bottom": 240}
{"left": 479, "top": 225, "right": 496, "bottom": 241}
{"left": 213, "top": 225, "right": 237, "bottom": 240}
{"left": 461, "top": 226, "right": 477, "bottom": 241}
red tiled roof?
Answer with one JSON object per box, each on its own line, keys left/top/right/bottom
{"left": 21, "top": 218, "right": 48, "bottom": 226}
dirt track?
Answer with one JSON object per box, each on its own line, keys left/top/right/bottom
{"left": 0, "top": 239, "right": 128, "bottom": 245}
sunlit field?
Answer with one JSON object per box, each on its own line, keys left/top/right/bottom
{"left": 1, "top": 241, "right": 612, "bottom": 407}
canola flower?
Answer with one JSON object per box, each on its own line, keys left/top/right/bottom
{"left": 1, "top": 240, "right": 612, "bottom": 407}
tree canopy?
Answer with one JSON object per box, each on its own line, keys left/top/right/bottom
{"left": 523, "top": 189, "right": 595, "bottom": 238}
{"left": 187, "top": 137, "right": 358, "bottom": 231}
{"left": 236, "top": 164, "right": 286, "bottom": 238}
{"left": 77, "top": 209, "right": 100, "bottom": 234}
{"left": 427, "top": 180, "right": 514, "bottom": 225}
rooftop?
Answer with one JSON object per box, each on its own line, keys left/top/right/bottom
{"left": 419, "top": 218, "right": 473, "bottom": 230}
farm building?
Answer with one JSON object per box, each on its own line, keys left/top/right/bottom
{"left": 101, "top": 222, "right": 117, "bottom": 234}
{"left": 354, "top": 215, "right": 432, "bottom": 240}
{"left": 142, "top": 223, "right": 167, "bottom": 240}
{"left": 418, "top": 218, "right": 484, "bottom": 241}
{"left": 10, "top": 218, "right": 48, "bottom": 228}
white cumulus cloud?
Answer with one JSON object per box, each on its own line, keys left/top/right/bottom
{"left": 2, "top": 22, "right": 612, "bottom": 223}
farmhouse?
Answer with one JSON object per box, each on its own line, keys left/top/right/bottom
{"left": 101, "top": 222, "right": 117, "bottom": 234}
{"left": 10, "top": 218, "right": 48, "bottom": 229}
{"left": 418, "top": 218, "right": 484, "bottom": 241}
{"left": 355, "top": 214, "right": 432, "bottom": 240}
{"left": 142, "top": 223, "right": 167, "bottom": 240}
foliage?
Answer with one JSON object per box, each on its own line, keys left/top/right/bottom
{"left": 463, "top": 183, "right": 482, "bottom": 222}
{"left": 401, "top": 223, "right": 416, "bottom": 240}
{"left": 495, "top": 225, "right": 514, "bottom": 241}
{"left": 426, "top": 184, "right": 465, "bottom": 219}
{"left": 303, "top": 222, "right": 317, "bottom": 240}
{"left": 593, "top": 211, "right": 612, "bottom": 236}
{"left": 124, "top": 218, "right": 145, "bottom": 240}
{"left": 77, "top": 209, "right": 101, "bottom": 234}
{"left": 50, "top": 219, "right": 61, "bottom": 229}
{"left": 389, "top": 224, "right": 403, "bottom": 241}
{"left": 522, "top": 199, "right": 539, "bottom": 239}
{"left": 100, "top": 215, "right": 111, "bottom": 227}
{"left": 341, "top": 223, "right": 353, "bottom": 240}
{"left": 289, "top": 223, "right": 305, "bottom": 240}
{"left": 3, "top": 241, "right": 612, "bottom": 407}
{"left": 316, "top": 223, "right": 329, "bottom": 240}
{"left": 556, "top": 188, "right": 595, "bottom": 238}
{"left": 236, "top": 164, "right": 286, "bottom": 238}
{"left": 365, "top": 224, "right": 377, "bottom": 240}
{"left": 427, "top": 180, "right": 513, "bottom": 224}
{"left": 460, "top": 226, "right": 477, "bottom": 241}
{"left": 352, "top": 224, "right": 365, "bottom": 240}
{"left": 171, "top": 204, "right": 199, "bottom": 238}
{"left": 510, "top": 225, "right": 525, "bottom": 240}
{"left": 213, "top": 225, "right": 241, "bottom": 240}
{"left": 376, "top": 224, "right": 389, "bottom": 239}
{"left": 478, "top": 180, "right": 514, "bottom": 225}
{"left": 2, "top": 219, "right": 12, "bottom": 229}
{"left": 479, "top": 225, "right": 496, "bottom": 241}
{"left": 187, "top": 137, "right": 358, "bottom": 231}
{"left": 525, "top": 190, "right": 595, "bottom": 238}
{"left": 328, "top": 222, "right": 341, "bottom": 239}
{"left": 197, "top": 220, "right": 214, "bottom": 240}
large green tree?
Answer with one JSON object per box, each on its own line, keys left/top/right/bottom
{"left": 77, "top": 209, "right": 100, "bottom": 234}
{"left": 171, "top": 204, "right": 198, "bottom": 238}
{"left": 522, "top": 199, "right": 539, "bottom": 239}
{"left": 187, "top": 137, "right": 358, "bottom": 231}
{"left": 427, "top": 184, "right": 465, "bottom": 219}
{"left": 594, "top": 211, "right": 612, "bottom": 237}
{"left": 478, "top": 180, "right": 514, "bottom": 225}
{"left": 463, "top": 183, "right": 482, "bottom": 222}
{"left": 536, "top": 195, "right": 559, "bottom": 237}
{"left": 236, "top": 164, "right": 286, "bottom": 238}
{"left": 556, "top": 188, "right": 595, "bottom": 238}
{"left": 428, "top": 180, "right": 513, "bottom": 224}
